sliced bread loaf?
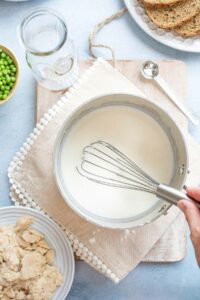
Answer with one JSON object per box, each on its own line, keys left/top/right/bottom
{"left": 143, "top": 0, "right": 183, "bottom": 7}
{"left": 145, "top": 0, "right": 200, "bottom": 29}
{"left": 175, "top": 13, "right": 200, "bottom": 36}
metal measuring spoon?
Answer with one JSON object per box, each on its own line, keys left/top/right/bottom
{"left": 141, "top": 61, "right": 199, "bottom": 126}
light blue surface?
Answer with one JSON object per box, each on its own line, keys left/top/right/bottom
{"left": 0, "top": 0, "right": 200, "bottom": 299}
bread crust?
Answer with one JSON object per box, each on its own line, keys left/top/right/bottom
{"left": 143, "top": 0, "right": 183, "bottom": 7}
{"left": 144, "top": 0, "right": 200, "bottom": 29}
{"left": 175, "top": 13, "right": 200, "bottom": 36}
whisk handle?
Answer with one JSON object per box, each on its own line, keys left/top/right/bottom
{"left": 157, "top": 184, "right": 200, "bottom": 209}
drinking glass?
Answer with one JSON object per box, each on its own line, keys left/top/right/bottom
{"left": 19, "top": 8, "right": 79, "bottom": 91}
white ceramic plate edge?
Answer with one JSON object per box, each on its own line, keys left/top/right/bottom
{"left": 124, "top": 0, "right": 200, "bottom": 53}
{"left": 0, "top": 206, "right": 75, "bottom": 300}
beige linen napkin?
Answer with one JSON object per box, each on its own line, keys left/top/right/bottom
{"left": 9, "top": 58, "right": 200, "bottom": 282}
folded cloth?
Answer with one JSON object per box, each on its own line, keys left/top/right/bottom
{"left": 9, "top": 58, "right": 200, "bottom": 283}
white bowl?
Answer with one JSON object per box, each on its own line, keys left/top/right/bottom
{"left": 0, "top": 206, "right": 75, "bottom": 300}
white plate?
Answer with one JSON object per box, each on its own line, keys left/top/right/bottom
{"left": 124, "top": 0, "right": 200, "bottom": 53}
{"left": 0, "top": 206, "right": 75, "bottom": 300}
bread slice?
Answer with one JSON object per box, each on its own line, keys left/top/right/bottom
{"left": 143, "top": 0, "right": 183, "bottom": 7}
{"left": 175, "top": 13, "right": 200, "bottom": 36}
{"left": 145, "top": 0, "right": 200, "bottom": 29}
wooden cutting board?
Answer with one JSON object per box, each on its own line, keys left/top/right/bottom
{"left": 36, "top": 60, "right": 187, "bottom": 262}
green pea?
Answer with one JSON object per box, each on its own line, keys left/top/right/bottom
{"left": 0, "top": 48, "right": 17, "bottom": 100}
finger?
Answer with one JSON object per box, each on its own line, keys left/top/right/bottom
{"left": 186, "top": 186, "right": 200, "bottom": 202}
{"left": 195, "top": 246, "right": 200, "bottom": 267}
{"left": 178, "top": 200, "right": 200, "bottom": 245}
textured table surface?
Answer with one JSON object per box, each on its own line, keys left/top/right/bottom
{"left": 0, "top": 0, "right": 200, "bottom": 299}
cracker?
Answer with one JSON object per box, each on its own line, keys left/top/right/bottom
{"left": 14, "top": 216, "right": 33, "bottom": 232}
{"left": 20, "top": 252, "right": 46, "bottom": 280}
{"left": 0, "top": 216, "right": 63, "bottom": 300}
{"left": 21, "top": 229, "right": 44, "bottom": 243}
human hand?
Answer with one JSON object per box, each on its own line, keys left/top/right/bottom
{"left": 178, "top": 187, "right": 200, "bottom": 267}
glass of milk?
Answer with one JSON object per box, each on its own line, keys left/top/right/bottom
{"left": 19, "top": 8, "right": 79, "bottom": 91}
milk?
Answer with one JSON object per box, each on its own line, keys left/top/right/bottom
{"left": 60, "top": 105, "right": 174, "bottom": 219}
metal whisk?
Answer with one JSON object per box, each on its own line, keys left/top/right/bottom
{"left": 77, "top": 141, "right": 200, "bottom": 209}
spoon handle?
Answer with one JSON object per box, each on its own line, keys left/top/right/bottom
{"left": 154, "top": 75, "right": 199, "bottom": 126}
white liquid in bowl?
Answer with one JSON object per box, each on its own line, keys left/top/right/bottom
{"left": 60, "top": 105, "right": 174, "bottom": 220}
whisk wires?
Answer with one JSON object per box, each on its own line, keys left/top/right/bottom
{"left": 77, "top": 141, "right": 158, "bottom": 194}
